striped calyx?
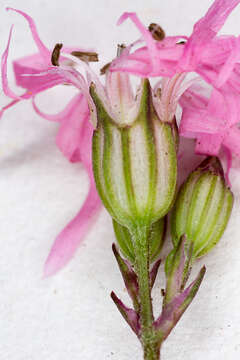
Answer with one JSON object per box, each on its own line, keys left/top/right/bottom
{"left": 113, "top": 217, "right": 166, "bottom": 264}
{"left": 91, "top": 78, "right": 177, "bottom": 229}
{"left": 171, "top": 157, "right": 233, "bottom": 258}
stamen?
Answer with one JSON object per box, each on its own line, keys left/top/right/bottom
{"left": 156, "top": 88, "right": 162, "bottom": 98}
{"left": 176, "top": 40, "right": 186, "bottom": 45}
{"left": 148, "top": 23, "right": 165, "bottom": 41}
{"left": 100, "top": 62, "right": 111, "bottom": 75}
{"left": 70, "top": 51, "right": 99, "bottom": 62}
{"left": 117, "top": 44, "right": 126, "bottom": 57}
{"left": 51, "top": 43, "right": 63, "bottom": 66}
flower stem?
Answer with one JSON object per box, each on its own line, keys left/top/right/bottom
{"left": 131, "top": 225, "right": 161, "bottom": 360}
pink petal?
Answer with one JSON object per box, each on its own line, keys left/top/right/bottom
{"left": 179, "top": 0, "right": 240, "bottom": 70}
{"left": 56, "top": 95, "right": 90, "bottom": 163}
{"left": 1, "top": 28, "right": 63, "bottom": 103}
{"left": 223, "top": 124, "right": 240, "bottom": 157}
{"left": 180, "top": 87, "right": 222, "bottom": 137}
{"left": 215, "top": 37, "right": 240, "bottom": 87}
{"left": 33, "top": 93, "right": 90, "bottom": 163}
{"left": 32, "top": 93, "right": 81, "bottom": 123}
{"left": 34, "top": 90, "right": 102, "bottom": 276}
{"left": 117, "top": 12, "right": 158, "bottom": 69}
{"left": 47, "top": 65, "right": 98, "bottom": 127}
{"left": 222, "top": 146, "right": 232, "bottom": 186}
{"left": 1, "top": 26, "right": 23, "bottom": 99}
{"left": 43, "top": 172, "right": 102, "bottom": 277}
{"left": 195, "top": 133, "right": 223, "bottom": 155}
{"left": 111, "top": 36, "right": 184, "bottom": 77}
{"left": 193, "top": 0, "right": 240, "bottom": 41}
{"left": 6, "top": 7, "right": 49, "bottom": 61}
{"left": 13, "top": 54, "right": 64, "bottom": 93}
{"left": 0, "top": 99, "right": 21, "bottom": 118}
{"left": 2, "top": 9, "right": 95, "bottom": 115}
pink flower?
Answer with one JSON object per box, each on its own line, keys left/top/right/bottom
{"left": 179, "top": 83, "right": 240, "bottom": 184}
{"left": 111, "top": 0, "right": 240, "bottom": 176}
{"left": 1, "top": 8, "right": 102, "bottom": 276}
{"left": 112, "top": 1, "right": 240, "bottom": 82}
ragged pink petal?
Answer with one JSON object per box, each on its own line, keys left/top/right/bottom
{"left": 215, "top": 37, "right": 240, "bottom": 87}
{"left": 13, "top": 54, "right": 64, "bottom": 94}
{"left": 113, "top": 0, "right": 240, "bottom": 89}
{"left": 0, "top": 99, "right": 21, "bottom": 119}
{"left": 56, "top": 95, "right": 90, "bottom": 163}
{"left": 117, "top": 12, "right": 158, "bottom": 70}
{"left": 33, "top": 93, "right": 90, "bottom": 163}
{"left": 48, "top": 64, "right": 98, "bottom": 127}
{"left": 223, "top": 124, "right": 240, "bottom": 158}
{"left": 195, "top": 133, "right": 223, "bottom": 156}
{"left": 6, "top": 7, "right": 49, "bottom": 61}
{"left": 43, "top": 172, "right": 101, "bottom": 277}
{"left": 1, "top": 27, "right": 63, "bottom": 103}
{"left": 178, "top": 0, "right": 240, "bottom": 71}
{"left": 179, "top": 82, "right": 240, "bottom": 174}
{"left": 2, "top": 8, "right": 96, "bottom": 118}
{"left": 111, "top": 35, "right": 184, "bottom": 78}
{"left": 39, "top": 92, "right": 102, "bottom": 276}
{"left": 2, "top": 26, "right": 23, "bottom": 99}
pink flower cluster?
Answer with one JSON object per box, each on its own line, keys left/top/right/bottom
{"left": 112, "top": 1, "right": 240, "bottom": 175}
{"left": 1, "top": 0, "right": 240, "bottom": 275}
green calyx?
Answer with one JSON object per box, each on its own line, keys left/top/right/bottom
{"left": 113, "top": 217, "right": 166, "bottom": 264}
{"left": 171, "top": 157, "right": 233, "bottom": 258}
{"left": 91, "top": 78, "right": 177, "bottom": 229}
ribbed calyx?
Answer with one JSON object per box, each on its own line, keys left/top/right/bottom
{"left": 91, "top": 78, "right": 177, "bottom": 229}
{"left": 113, "top": 217, "right": 166, "bottom": 264}
{"left": 171, "top": 156, "right": 233, "bottom": 258}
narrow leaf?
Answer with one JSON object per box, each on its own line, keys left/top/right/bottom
{"left": 111, "top": 291, "right": 140, "bottom": 336}
{"left": 112, "top": 244, "right": 139, "bottom": 310}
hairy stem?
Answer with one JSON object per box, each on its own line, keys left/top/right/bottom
{"left": 131, "top": 225, "right": 161, "bottom": 360}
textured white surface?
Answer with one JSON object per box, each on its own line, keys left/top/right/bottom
{"left": 1, "top": 0, "right": 240, "bottom": 359}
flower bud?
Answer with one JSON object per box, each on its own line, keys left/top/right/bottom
{"left": 171, "top": 157, "right": 233, "bottom": 257}
{"left": 91, "top": 78, "right": 177, "bottom": 229}
{"left": 113, "top": 217, "right": 166, "bottom": 263}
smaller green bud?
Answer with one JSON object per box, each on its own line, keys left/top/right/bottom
{"left": 171, "top": 157, "right": 233, "bottom": 258}
{"left": 112, "top": 217, "right": 166, "bottom": 264}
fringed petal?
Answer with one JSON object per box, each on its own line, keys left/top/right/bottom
{"left": 195, "top": 133, "right": 223, "bottom": 155}
{"left": 1, "top": 26, "right": 24, "bottom": 99}
{"left": 117, "top": 12, "right": 158, "bottom": 69}
{"left": 13, "top": 54, "right": 64, "bottom": 93}
{"left": 223, "top": 125, "right": 240, "bottom": 158}
{"left": 33, "top": 93, "right": 91, "bottom": 163}
{"left": 178, "top": 0, "right": 240, "bottom": 71}
{"left": 6, "top": 7, "right": 49, "bottom": 61}
{"left": 56, "top": 95, "right": 90, "bottom": 163}
{"left": 43, "top": 172, "right": 101, "bottom": 277}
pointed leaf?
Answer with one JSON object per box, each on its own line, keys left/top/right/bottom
{"left": 150, "top": 259, "right": 161, "bottom": 289}
{"left": 154, "top": 266, "right": 206, "bottom": 340}
{"left": 111, "top": 291, "right": 140, "bottom": 336}
{"left": 112, "top": 244, "right": 139, "bottom": 311}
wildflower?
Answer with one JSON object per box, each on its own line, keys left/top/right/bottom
{"left": 1, "top": 8, "right": 102, "bottom": 276}
{"left": 112, "top": 0, "right": 240, "bottom": 81}
{"left": 179, "top": 83, "right": 240, "bottom": 183}
{"left": 111, "top": 0, "right": 240, "bottom": 173}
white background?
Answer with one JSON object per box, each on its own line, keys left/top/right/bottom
{"left": 1, "top": 0, "right": 240, "bottom": 359}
